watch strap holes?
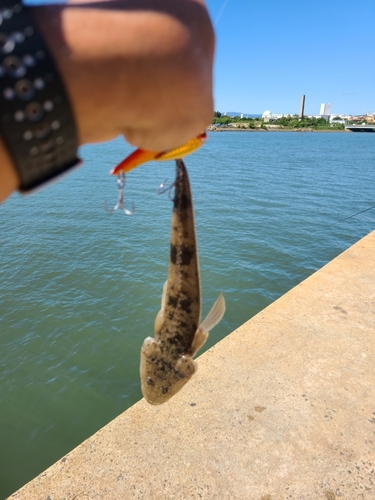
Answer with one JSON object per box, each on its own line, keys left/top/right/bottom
{"left": 40, "top": 139, "right": 55, "bottom": 153}
{"left": 0, "top": 32, "right": 15, "bottom": 54}
{"left": 0, "top": 3, "right": 80, "bottom": 192}
{"left": 2, "top": 9, "right": 13, "bottom": 21}
{"left": 3, "top": 55, "right": 26, "bottom": 78}
{"left": 34, "top": 77, "right": 45, "bottom": 90}
{"left": 43, "top": 100, "right": 53, "bottom": 112}
{"left": 14, "top": 109, "right": 24, "bottom": 122}
{"left": 3, "top": 87, "right": 15, "bottom": 100}
{"left": 34, "top": 122, "right": 50, "bottom": 139}
{"left": 24, "top": 26, "right": 34, "bottom": 37}
{"left": 24, "top": 54, "right": 36, "bottom": 67}
{"left": 23, "top": 130, "right": 33, "bottom": 141}
{"left": 51, "top": 120, "right": 60, "bottom": 130}
{"left": 25, "top": 101, "right": 43, "bottom": 121}
{"left": 15, "top": 79, "right": 34, "bottom": 100}
{"left": 10, "top": 31, "right": 25, "bottom": 44}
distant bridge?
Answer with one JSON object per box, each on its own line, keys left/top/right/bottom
{"left": 345, "top": 125, "right": 375, "bottom": 132}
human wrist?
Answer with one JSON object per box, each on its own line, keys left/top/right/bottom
{"left": 0, "top": 138, "right": 19, "bottom": 201}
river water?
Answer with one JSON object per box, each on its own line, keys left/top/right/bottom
{"left": 1, "top": 131, "right": 374, "bottom": 497}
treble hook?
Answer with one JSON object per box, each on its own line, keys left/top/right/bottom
{"left": 157, "top": 178, "right": 177, "bottom": 201}
{"left": 158, "top": 160, "right": 184, "bottom": 200}
{"left": 104, "top": 172, "right": 135, "bottom": 215}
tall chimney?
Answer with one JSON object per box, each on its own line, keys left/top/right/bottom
{"left": 299, "top": 95, "right": 305, "bottom": 119}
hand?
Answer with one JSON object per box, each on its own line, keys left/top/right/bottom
{"left": 0, "top": 0, "right": 215, "bottom": 201}
{"left": 33, "top": 0, "right": 215, "bottom": 150}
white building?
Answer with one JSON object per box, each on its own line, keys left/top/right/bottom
{"left": 320, "top": 103, "right": 331, "bottom": 117}
{"left": 262, "top": 110, "right": 290, "bottom": 122}
{"left": 262, "top": 107, "right": 335, "bottom": 122}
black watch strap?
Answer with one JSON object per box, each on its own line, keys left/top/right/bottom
{"left": 0, "top": 0, "right": 81, "bottom": 193}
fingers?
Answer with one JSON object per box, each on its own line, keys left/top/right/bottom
{"left": 31, "top": 0, "right": 215, "bottom": 151}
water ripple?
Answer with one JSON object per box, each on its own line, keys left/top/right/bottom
{"left": 0, "top": 132, "right": 374, "bottom": 496}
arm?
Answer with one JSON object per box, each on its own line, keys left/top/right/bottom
{"left": 0, "top": 0, "right": 215, "bottom": 202}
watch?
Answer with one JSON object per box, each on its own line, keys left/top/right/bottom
{"left": 0, "top": 0, "right": 81, "bottom": 193}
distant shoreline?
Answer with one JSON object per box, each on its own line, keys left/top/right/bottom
{"left": 208, "top": 127, "right": 348, "bottom": 133}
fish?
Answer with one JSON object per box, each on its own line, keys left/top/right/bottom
{"left": 110, "top": 132, "right": 207, "bottom": 176}
{"left": 140, "top": 159, "right": 226, "bottom": 405}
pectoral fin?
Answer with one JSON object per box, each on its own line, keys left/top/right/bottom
{"left": 191, "top": 292, "right": 226, "bottom": 356}
{"left": 160, "top": 279, "right": 168, "bottom": 309}
{"left": 154, "top": 280, "right": 168, "bottom": 334}
{"left": 199, "top": 292, "right": 226, "bottom": 334}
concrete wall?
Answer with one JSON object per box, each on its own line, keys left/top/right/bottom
{"left": 9, "top": 230, "right": 375, "bottom": 500}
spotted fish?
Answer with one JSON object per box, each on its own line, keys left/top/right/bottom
{"left": 140, "top": 159, "right": 225, "bottom": 405}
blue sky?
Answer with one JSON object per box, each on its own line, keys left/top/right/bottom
{"left": 205, "top": 0, "right": 374, "bottom": 116}
{"left": 25, "top": 0, "right": 374, "bottom": 116}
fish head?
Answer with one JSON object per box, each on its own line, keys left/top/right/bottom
{"left": 140, "top": 337, "right": 197, "bottom": 405}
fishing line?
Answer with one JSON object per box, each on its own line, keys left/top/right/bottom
{"left": 214, "top": 0, "right": 230, "bottom": 27}
{"left": 334, "top": 203, "right": 375, "bottom": 224}
{"left": 263, "top": 201, "right": 375, "bottom": 239}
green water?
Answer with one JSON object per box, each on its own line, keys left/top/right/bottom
{"left": 1, "top": 132, "right": 374, "bottom": 497}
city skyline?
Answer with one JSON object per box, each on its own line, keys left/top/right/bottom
{"left": 205, "top": 0, "right": 374, "bottom": 116}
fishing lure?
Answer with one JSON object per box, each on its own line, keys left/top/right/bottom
{"left": 104, "top": 133, "right": 207, "bottom": 214}
{"left": 110, "top": 132, "right": 207, "bottom": 176}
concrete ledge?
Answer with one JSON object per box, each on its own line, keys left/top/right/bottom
{"left": 10, "top": 231, "right": 375, "bottom": 500}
